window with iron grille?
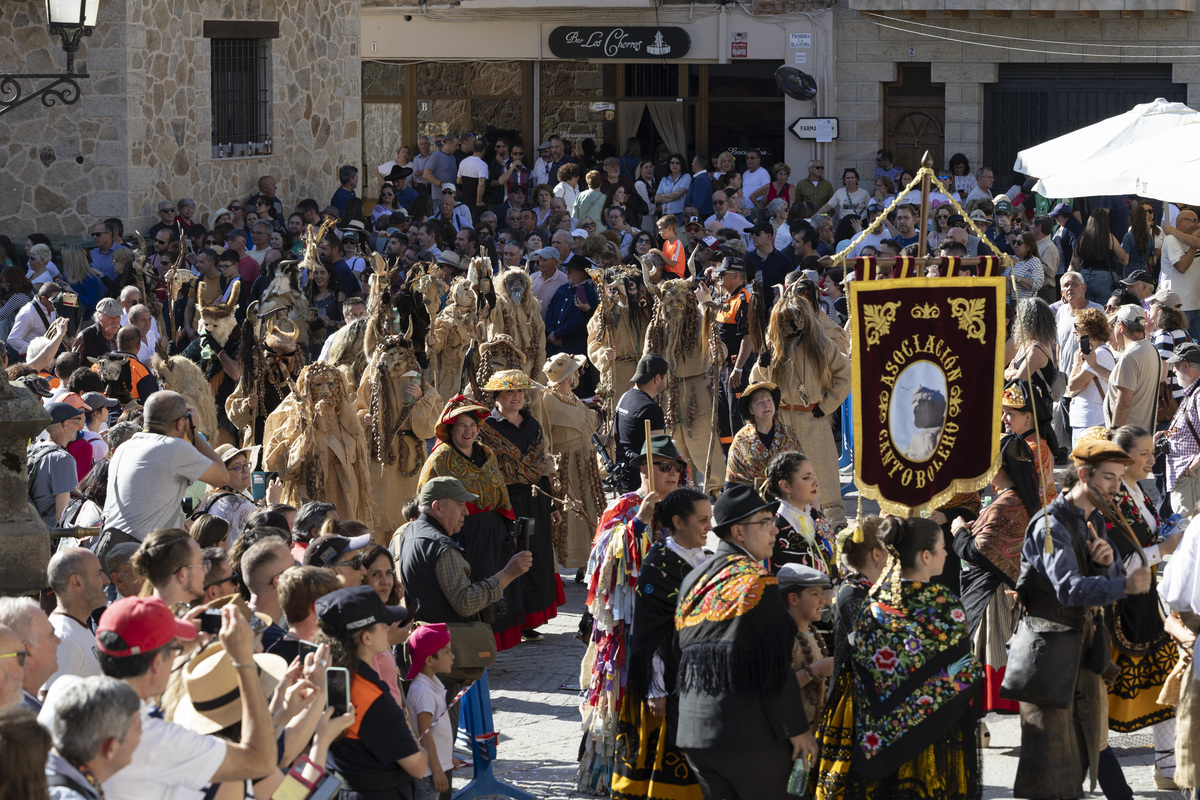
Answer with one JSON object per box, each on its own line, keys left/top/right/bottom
{"left": 210, "top": 38, "right": 272, "bottom": 157}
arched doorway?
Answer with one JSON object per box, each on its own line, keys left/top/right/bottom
{"left": 884, "top": 63, "right": 945, "bottom": 176}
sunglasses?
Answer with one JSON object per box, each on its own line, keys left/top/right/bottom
{"left": 0, "top": 650, "right": 27, "bottom": 667}
{"left": 91, "top": 231, "right": 106, "bottom": 237}
{"left": 335, "top": 553, "right": 365, "bottom": 570}
{"left": 812, "top": 166, "right": 824, "bottom": 170}
{"left": 204, "top": 570, "right": 240, "bottom": 590}
{"left": 654, "top": 461, "right": 684, "bottom": 473}
{"left": 230, "top": 205, "right": 242, "bottom": 211}
{"left": 161, "top": 208, "right": 176, "bottom": 213}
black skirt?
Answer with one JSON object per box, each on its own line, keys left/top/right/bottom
{"left": 507, "top": 481, "right": 564, "bottom": 629}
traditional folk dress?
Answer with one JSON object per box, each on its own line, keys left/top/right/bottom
{"left": 587, "top": 300, "right": 645, "bottom": 404}
{"left": 773, "top": 499, "right": 838, "bottom": 579}
{"left": 954, "top": 488, "right": 1029, "bottom": 714}
{"left": 812, "top": 573, "right": 873, "bottom": 800}
{"left": 478, "top": 408, "right": 566, "bottom": 630}
{"left": 750, "top": 333, "right": 852, "bottom": 526}
{"left": 723, "top": 420, "right": 801, "bottom": 489}
{"left": 417, "top": 438, "right": 524, "bottom": 651}
{"left": 844, "top": 579, "right": 983, "bottom": 800}
{"left": 792, "top": 627, "right": 830, "bottom": 728}
{"left": 1103, "top": 480, "right": 1176, "bottom": 731}
{"left": 1024, "top": 429, "right": 1058, "bottom": 507}
{"left": 611, "top": 537, "right": 708, "bottom": 800}
{"left": 1158, "top": 522, "right": 1200, "bottom": 791}
{"left": 578, "top": 492, "right": 657, "bottom": 795}
{"left": 538, "top": 388, "right": 606, "bottom": 569}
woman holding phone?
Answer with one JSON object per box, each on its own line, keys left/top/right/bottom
{"left": 317, "top": 585, "right": 427, "bottom": 799}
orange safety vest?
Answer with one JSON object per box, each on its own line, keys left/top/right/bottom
{"left": 90, "top": 357, "right": 152, "bottom": 400}
{"left": 716, "top": 285, "right": 751, "bottom": 326}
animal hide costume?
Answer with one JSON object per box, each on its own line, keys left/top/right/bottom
{"left": 354, "top": 335, "right": 442, "bottom": 539}
{"left": 183, "top": 280, "right": 242, "bottom": 444}
{"left": 227, "top": 317, "right": 306, "bottom": 447}
{"left": 642, "top": 276, "right": 725, "bottom": 494}
{"left": 750, "top": 283, "right": 851, "bottom": 527}
{"left": 536, "top": 385, "right": 605, "bottom": 569}
{"left": 254, "top": 257, "right": 313, "bottom": 347}
{"left": 587, "top": 269, "right": 651, "bottom": 407}
{"left": 428, "top": 278, "right": 481, "bottom": 400}
{"left": 488, "top": 267, "right": 546, "bottom": 381}
{"left": 263, "top": 361, "right": 374, "bottom": 529}
{"left": 153, "top": 354, "right": 220, "bottom": 442}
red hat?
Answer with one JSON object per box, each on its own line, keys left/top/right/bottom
{"left": 96, "top": 596, "right": 197, "bottom": 656}
{"left": 405, "top": 622, "right": 451, "bottom": 681}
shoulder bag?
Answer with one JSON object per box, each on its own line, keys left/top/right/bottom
{"left": 438, "top": 620, "right": 496, "bottom": 683}
{"left": 999, "top": 613, "right": 1082, "bottom": 709}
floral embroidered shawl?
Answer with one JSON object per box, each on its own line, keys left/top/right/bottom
{"left": 851, "top": 579, "right": 982, "bottom": 779}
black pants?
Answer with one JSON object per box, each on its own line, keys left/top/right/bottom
{"left": 685, "top": 744, "right": 793, "bottom": 800}
{"left": 717, "top": 362, "right": 745, "bottom": 457}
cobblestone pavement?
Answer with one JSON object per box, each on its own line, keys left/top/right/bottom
{"left": 472, "top": 477, "right": 1186, "bottom": 800}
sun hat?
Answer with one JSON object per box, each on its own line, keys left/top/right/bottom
{"left": 173, "top": 645, "right": 288, "bottom": 734}
{"left": 481, "top": 369, "right": 543, "bottom": 392}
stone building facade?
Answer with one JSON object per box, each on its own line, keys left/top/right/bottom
{"left": 833, "top": 0, "right": 1200, "bottom": 186}
{"left": 0, "top": 0, "right": 362, "bottom": 239}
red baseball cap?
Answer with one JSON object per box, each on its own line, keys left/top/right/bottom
{"left": 96, "top": 596, "right": 197, "bottom": 656}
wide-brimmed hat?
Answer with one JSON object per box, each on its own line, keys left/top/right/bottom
{"left": 711, "top": 483, "right": 779, "bottom": 538}
{"left": 543, "top": 353, "right": 587, "bottom": 386}
{"left": 174, "top": 645, "right": 288, "bottom": 735}
{"left": 630, "top": 433, "right": 686, "bottom": 469}
{"left": 737, "top": 381, "right": 781, "bottom": 423}
{"left": 436, "top": 251, "right": 463, "bottom": 271}
{"left": 213, "top": 443, "right": 261, "bottom": 470}
{"left": 340, "top": 220, "right": 367, "bottom": 237}
{"left": 482, "top": 369, "right": 543, "bottom": 392}
{"left": 386, "top": 165, "right": 414, "bottom": 183}
{"left": 435, "top": 394, "right": 488, "bottom": 440}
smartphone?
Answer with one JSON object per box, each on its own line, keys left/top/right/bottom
{"left": 575, "top": 285, "right": 588, "bottom": 305}
{"left": 515, "top": 517, "right": 535, "bottom": 552}
{"left": 298, "top": 639, "right": 320, "bottom": 661}
{"left": 1080, "top": 334, "right": 1091, "bottom": 356}
{"left": 326, "top": 667, "right": 351, "bottom": 717}
{"left": 251, "top": 471, "right": 267, "bottom": 501}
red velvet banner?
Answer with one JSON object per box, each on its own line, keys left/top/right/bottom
{"left": 850, "top": 277, "right": 1006, "bottom": 515}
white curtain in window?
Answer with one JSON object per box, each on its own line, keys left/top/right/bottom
{"left": 646, "top": 102, "right": 687, "bottom": 160}
{"left": 618, "top": 101, "right": 646, "bottom": 153}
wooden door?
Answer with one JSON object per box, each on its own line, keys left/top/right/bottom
{"left": 884, "top": 64, "right": 945, "bottom": 176}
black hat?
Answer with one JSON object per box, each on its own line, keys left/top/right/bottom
{"left": 748, "top": 221, "right": 774, "bottom": 236}
{"left": 1119, "top": 269, "right": 1153, "bottom": 287}
{"left": 630, "top": 433, "right": 686, "bottom": 468}
{"left": 1167, "top": 341, "right": 1200, "bottom": 365}
{"left": 385, "top": 165, "right": 414, "bottom": 182}
{"left": 947, "top": 213, "right": 965, "bottom": 226}
{"left": 737, "top": 381, "right": 781, "bottom": 423}
{"left": 301, "top": 534, "right": 372, "bottom": 568}
{"left": 711, "top": 484, "right": 779, "bottom": 538}
{"left": 314, "top": 585, "right": 416, "bottom": 636}
{"left": 631, "top": 353, "right": 669, "bottom": 384}
{"left": 16, "top": 375, "right": 52, "bottom": 398}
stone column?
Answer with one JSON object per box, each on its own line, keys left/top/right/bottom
{"left": 0, "top": 382, "right": 53, "bottom": 596}
{"left": 932, "top": 63, "right": 996, "bottom": 174}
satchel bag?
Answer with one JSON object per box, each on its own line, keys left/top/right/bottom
{"left": 1157, "top": 646, "right": 1192, "bottom": 707}
{"left": 1157, "top": 381, "right": 1180, "bottom": 424}
{"left": 438, "top": 620, "right": 496, "bottom": 683}
{"left": 999, "top": 614, "right": 1083, "bottom": 709}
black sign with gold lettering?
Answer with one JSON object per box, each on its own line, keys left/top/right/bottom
{"left": 850, "top": 278, "right": 1006, "bottom": 515}
{"left": 548, "top": 27, "right": 691, "bottom": 60}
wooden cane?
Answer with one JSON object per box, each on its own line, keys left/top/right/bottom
{"left": 645, "top": 419, "right": 655, "bottom": 495}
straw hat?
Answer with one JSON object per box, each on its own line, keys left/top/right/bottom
{"left": 481, "top": 369, "right": 543, "bottom": 393}
{"left": 543, "top": 353, "right": 587, "bottom": 386}
{"left": 173, "top": 645, "right": 288, "bottom": 735}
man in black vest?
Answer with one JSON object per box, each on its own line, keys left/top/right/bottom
{"left": 396, "top": 477, "right": 531, "bottom": 628}
{"left": 613, "top": 354, "right": 668, "bottom": 492}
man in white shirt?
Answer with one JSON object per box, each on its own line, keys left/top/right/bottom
{"left": 1033, "top": 215, "right": 1060, "bottom": 277}
{"left": 740, "top": 150, "right": 770, "bottom": 206}
{"left": 705, "top": 191, "right": 752, "bottom": 239}
{"left": 8, "top": 283, "right": 59, "bottom": 357}
{"left": 456, "top": 139, "right": 490, "bottom": 222}
{"left": 530, "top": 141, "right": 554, "bottom": 188}
{"left": 93, "top": 598, "right": 276, "bottom": 800}
{"left": 125, "top": 304, "right": 160, "bottom": 363}
{"left": 43, "top": 548, "right": 110, "bottom": 692}
{"left": 1160, "top": 208, "right": 1200, "bottom": 341}
{"left": 964, "top": 167, "right": 995, "bottom": 206}
{"left": 529, "top": 246, "right": 568, "bottom": 321}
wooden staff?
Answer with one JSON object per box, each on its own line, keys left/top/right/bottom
{"left": 645, "top": 419, "right": 654, "bottom": 495}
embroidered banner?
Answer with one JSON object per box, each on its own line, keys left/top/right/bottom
{"left": 849, "top": 278, "right": 1006, "bottom": 515}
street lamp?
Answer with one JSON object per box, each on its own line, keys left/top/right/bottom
{"left": 0, "top": 0, "right": 98, "bottom": 116}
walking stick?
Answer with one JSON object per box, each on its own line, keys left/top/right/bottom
{"left": 645, "top": 419, "right": 654, "bottom": 495}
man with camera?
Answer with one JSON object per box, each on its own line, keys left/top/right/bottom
{"left": 99, "top": 392, "right": 228, "bottom": 562}
{"left": 1161, "top": 342, "right": 1200, "bottom": 520}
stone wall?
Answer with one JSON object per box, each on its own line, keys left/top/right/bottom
{"left": 0, "top": 0, "right": 361, "bottom": 240}
{"left": 832, "top": 13, "right": 1200, "bottom": 183}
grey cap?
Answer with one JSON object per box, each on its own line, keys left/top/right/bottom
{"left": 81, "top": 392, "right": 118, "bottom": 409}
{"left": 417, "top": 477, "right": 478, "bottom": 506}
{"left": 105, "top": 542, "right": 141, "bottom": 572}
{"left": 776, "top": 563, "right": 832, "bottom": 591}
{"left": 530, "top": 246, "right": 560, "bottom": 262}
{"left": 95, "top": 297, "right": 123, "bottom": 317}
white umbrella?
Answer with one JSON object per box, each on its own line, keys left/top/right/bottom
{"left": 1015, "top": 97, "right": 1199, "bottom": 195}
{"left": 1031, "top": 120, "right": 1200, "bottom": 205}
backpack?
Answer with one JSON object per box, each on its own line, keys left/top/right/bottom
{"left": 27, "top": 440, "right": 62, "bottom": 495}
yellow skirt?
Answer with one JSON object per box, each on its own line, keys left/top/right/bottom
{"left": 611, "top": 693, "right": 703, "bottom": 800}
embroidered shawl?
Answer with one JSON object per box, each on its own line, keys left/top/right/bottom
{"left": 418, "top": 441, "right": 514, "bottom": 519}
{"left": 725, "top": 421, "right": 801, "bottom": 487}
